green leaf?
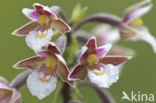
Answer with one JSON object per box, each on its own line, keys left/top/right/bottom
{"left": 71, "top": 3, "right": 88, "bottom": 22}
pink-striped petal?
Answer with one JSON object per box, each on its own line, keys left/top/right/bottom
{"left": 22, "top": 8, "right": 40, "bottom": 21}
{"left": 123, "top": 0, "right": 152, "bottom": 23}
{"left": 33, "top": 3, "right": 57, "bottom": 20}
{"left": 55, "top": 54, "right": 73, "bottom": 85}
{"left": 13, "top": 56, "right": 46, "bottom": 70}
{"left": 52, "top": 19, "right": 71, "bottom": 33}
{"left": 37, "top": 50, "right": 51, "bottom": 57}
{"left": 12, "top": 22, "right": 39, "bottom": 36}
{"left": 100, "top": 56, "right": 130, "bottom": 66}
{"left": 48, "top": 43, "right": 60, "bottom": 54}
{"left": 93, "top": 44, "right": 112, "bottom": 58}
{"left": 86, "top": 37, "right": 97, "bottom": 50}
{"left": 119, "top": 23, "right": 138, "bottom": 40}
{"left": 10, "top": 89, "right": 21, "bottom": 103}
{"left": 55, "top": 35, "right": 67, "bottom": 54}
{"left": 79, "top": 46, "right": 89, "bottom": 64}
{"left": 69, "top": 64, "right": 87, "bottom": 80}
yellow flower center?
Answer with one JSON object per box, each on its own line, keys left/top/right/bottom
{"left": 87, "top": 54, "right": 99, "bottom": 65}
{"left": 38, "top": 15, "right": 47, "bottom": 24}
{"left": 129, "top": 18, "right": 143, "bottom": 26}
{"left": 94, "top": 69, "right": 105, "bottom": 76}
{"left": 37, "top": 32, "right": 47, "bottom": 39}
{"left": 39, "top": 57, "right": 55, "bottom": 83}
{"left": 39, "top": 77, "right": 49, "bottom": 83}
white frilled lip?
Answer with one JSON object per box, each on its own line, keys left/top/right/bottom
{"left": 88, "top": 64, "right": 119, "bottom": 88}
{"left": 27, "top": 70, "right": 57, "bottom": 100}
{"left": 25, "top": 28, "right": 53, "bottom": 52}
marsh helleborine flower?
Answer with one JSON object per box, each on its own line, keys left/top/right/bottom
{"left": 0, "top": 76, "right": 21, "bottom": 103}
{"left": 69, "top": 37, "right": 130, "bottom": 88}
{"left": 14, "top": 43, "right": 72, "bottom": 99}
{"left": 120, "top": 0, "right": 156, "bottom": 53}
{"left": 12, "top": 3, "right": 71, "bottom": 52}
{"left": 92, "top": 24, "right": 120, "bottom": 46}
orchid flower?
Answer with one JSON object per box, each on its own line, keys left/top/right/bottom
{"left": 92, "top": 24, "right": 120, "bottom": 46}
{"left": 0, "top": 76, "right": 21, "bottom": 103}
{"left": 69, "top": 37, "right": 130, "bottom": 88}
{"left": 12, "top": 3, "right": 71, "bottom": 52}
{"left": 13, "top": 43, "right": 72, "bottom": 99}
{"left": 120, "top": 0, "right": 156, "bottom": 53}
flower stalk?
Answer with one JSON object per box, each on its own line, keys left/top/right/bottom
{"left": 72, "top": 13, "right": 122, "bottom": 33}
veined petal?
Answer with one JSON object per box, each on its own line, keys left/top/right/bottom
{"left": 55, "top": 35, "right": 67, "bottom": 54}
{"left": 12, "top": 22, "right": 39, "bottom": 36}
{"left": 130, "top": 30, "right": 156, "bottom": 53}
{"left": 108, "top": 45, "right": 136, "bottom": 56}
{"left": 93, "top": 44, "right": 112, "bottom": 58}
{"left": 25, "top": 28, "right": 53, "bottom": 52}
{"left": 88, "top": 64, "right": 119, "bottom": 88}
{"left": 52, "top": 19, "right": 71, "bottom": 33}
{"left": 119, "top": 23, "right": 138, "bottom": 40}
{"left": 48, "top": 43, "right": 60, "bottom": 54}
{"left": 100, "top": 56, "right": 130, "bottom": 66}
{"left": 37, "top": 50, "right": 51, "bottom": 57}
{"left": 10, "top": 89, "right": 21, "bottom": 103}
{"left": 33, "top": 3, "right": 57, "bottom": 20}
{"left": 22, "top": 8, "right": 40, "bottom": 21}
{"left": 50, "top": 6, "right": 60, "bottom": 15}
{"left": 0, "top": 79, "right": 12, "bottom": 103}
{"left": 79, "top": 46, "right": 88, "bottom": 64}
{"left": 86, "top": 37, "right": 97, "bottom": 50}
{"left": 55, "top": 54, "right": 73, "bottom": 85}
{"left": 124, "top": 0, "right": 152, "bottom": 23}
{"left": 69, "top": 64, "right": 87, "bottom": 80}
{"left": 0, "top": 89, "right": 12, "bottom": 103}
{"left": 27, "top": 70, "right": 57, "bottom": 99}
{"left": 13, "top": 56, "right": 46, "bottom": 70}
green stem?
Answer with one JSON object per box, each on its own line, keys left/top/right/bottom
{"left": 52, "top": 81, "right": 63, "bottom": 103}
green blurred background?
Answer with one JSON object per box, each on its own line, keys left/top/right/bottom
{"left": 0, "top": 0, "right": 156, "bottom": 103}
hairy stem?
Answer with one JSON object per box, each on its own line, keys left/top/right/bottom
{"left": 52, "top": 81, "right": 63, "bottom": 103}
{"left": 72, "top": 13, "right": 121, "bottom": 33}
{"left": 78, "top": 81, "right": 115, "bottom": 103}
{"left": 62, "top": 83, "right": 72, "bottom": 103}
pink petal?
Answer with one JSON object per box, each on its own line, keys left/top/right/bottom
{"left": 12, "top": 22, "right": 39, "bottom": 36}
{"left": 55, "top": 35, "right": 67, "bottom": 54}
{"left": 10, "top": 89, "right": 21, "bottom": 103}
{"left": 13, "top": 56, "right": 46, "bottom": 70}
{"left": 119, "top": 23, "right": 138, "bottom": 40}
{"left": 0, "top": 89, "right": 12, "bottom": 103}
{"left": 130, "top": 30, "right": 156, "bottom": 53}
{"left": 79, "top": 46, "right": 89, "bottom": 64}
{"left": 69, "top": 64, "right": 87, "bottom": 80}
{"left": 37, "top": 51, "right": 51, "bottom": 57}
{"left": 100, "top": 56, "right": 130, "bottom": 66}
{"left": 93, "top": 44, "right": 112, "bottom": 58}
{"left": 123, "top": 0, "right": 152, "bottom": 23}
{"left": 22, "top": 8, "right": 40, "bottom": 21}
{"left": 55, "top": 54, "right": 73, "bottom": 85}
{"left": 48, "top": 43, "right": 61, "bottom": 54}
{"left": 52, "top": 19, "right": 71, "bottom": 33}
{"left": 86, "top": 37, "right": 97, "bottom": 50}
{"left": 33, "top": 3, "right": 57, "bottom": 20}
